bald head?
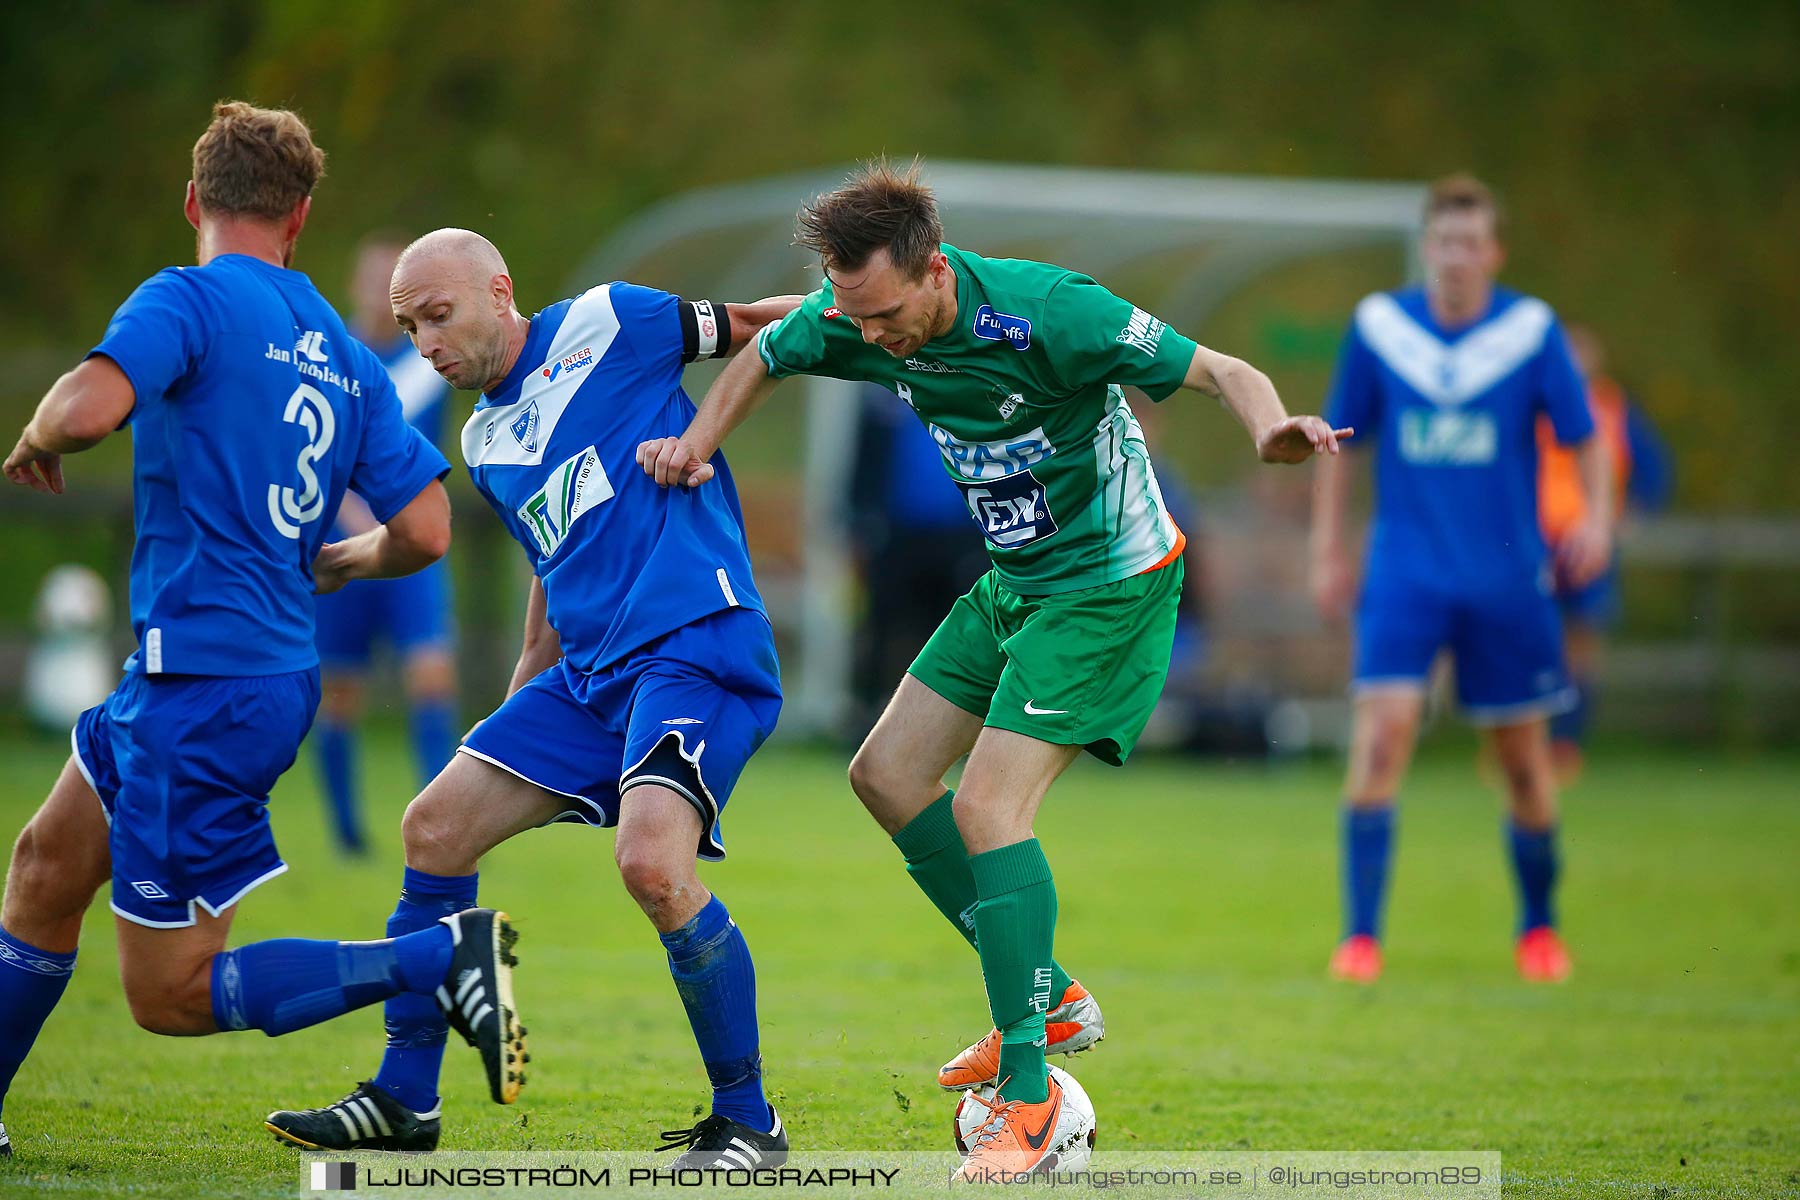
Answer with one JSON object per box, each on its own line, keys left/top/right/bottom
{"left": 394, "top": 227, "right": 510, "bottom": 289}
{"left": 389, "top": 227, "right": 526, "bottom": 393}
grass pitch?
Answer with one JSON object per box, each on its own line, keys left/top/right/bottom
{"left": 0, "top": 731, "right": 1794, "bottom": 1197}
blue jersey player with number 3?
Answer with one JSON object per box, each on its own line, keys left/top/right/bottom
{"left": 0, "top": 104, "right": 526, "bottom": 1162}
{"left": 263, "top": 228, "right": 803, "bottom": 1168}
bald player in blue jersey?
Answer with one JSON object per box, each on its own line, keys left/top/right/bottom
{"left": 265, "top": 229, "right": 803, "bottom": 1169}
{"left": 0, "top": 104, "right": 523, "bottom": 1163}
{"left": 1311, "top": 175, "right": 1613, "bottom": 985}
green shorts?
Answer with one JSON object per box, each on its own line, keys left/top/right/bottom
{"left": 908, "top": 558, "right": 1184, "bottom": 766}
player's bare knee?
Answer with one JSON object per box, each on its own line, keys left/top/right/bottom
{"left": 614, "top": 839, "right": 698, "bottom": 924}
{"left": 848, "top": 741, "right": 924, "bottom": 831}
{"left": 401, "top": 794, "right": 472, "bottom": 875}
{"left": 614, "top": 836, "right": 669, "bottom": 902}
{"left": 1362, "top": 716, "right": 1416, "bottom": 786}
{"left": 846, "top": 742, "right": 888, "bottom": 804}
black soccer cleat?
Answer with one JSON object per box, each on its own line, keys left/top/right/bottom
{"left": 265, "top": 1081, "right": 440, "bottom": 1151}
{"left": 0, "top": 1121, "right": 12, "bottom": 1158}
{"left": 437, "top": 908, "right": 528, "bottom": 1104}
{"left": 657, "top": 1109, "right": 788, "bottom": 1170}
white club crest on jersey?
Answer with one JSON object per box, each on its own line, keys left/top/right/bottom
{"left": 462, "top": 286, "right": 622, "bottom": 469}
{"left": 1355, "top": 293, "right": 1554, "bottom": 407}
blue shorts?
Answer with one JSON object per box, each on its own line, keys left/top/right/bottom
{"left": 1555, "top": 562, "right": 1621, "bottom": 628}
{"left": 314, "top": 559, "right": 453, "bottom": 669}
{"left": 72, "top": 668, "right": 320, "bottom": 928}
{"left": 459, "top": 607, "right": 781, "bottom": 861}
{"left": 1353, "top": 570, "right": 1574, "bottom": 725}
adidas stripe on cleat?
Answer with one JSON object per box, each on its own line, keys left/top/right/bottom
{"left": 939, "top": 979, "right": 1105, "bottom": 1091}
{"left": 658, "top": 1110, "right": 789, "bottom": 1170}
{"left": 265, "top": 1081, "right": 440, "bottom": 1152}
{"left": 436, "top": 908, "right": 529, "bottom": 1104}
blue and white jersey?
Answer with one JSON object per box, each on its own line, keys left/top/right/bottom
{"left": 462, "top": 283, "right": 764, "bottom": 675}
{"left": 329, "top": 333, "right": 453, "bottom": 539}
{"left": 1325, "top": 285, "right": 1593, "bottom": 590}
{"left": 89, "top": 254, "right": 452, "bottom": 677}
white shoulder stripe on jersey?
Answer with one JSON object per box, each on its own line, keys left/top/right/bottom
{"left": 1355, "top": 293, "right": 1554, "bottom": 407}
{"left": 461, "top": 285, "right": 623, "bottom": 469}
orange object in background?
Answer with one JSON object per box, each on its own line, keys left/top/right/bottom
{"left": 1539, "top": 374, "right": 1632, "bottom": 544}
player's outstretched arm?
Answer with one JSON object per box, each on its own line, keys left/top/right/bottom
{"left": 3, "top": 357, "right": 137, "bottom": 494}
{"left": 719, "top": 296, "right": 805, "bottom": 357}
{"left": 311, "top": 480, "right": 451, "bottom": 594}
{"left": 1182, "top": 345, "right": 1350, "bottom": 464}
{"left": 637, "top": 348, "right": 782, "bottom": 488}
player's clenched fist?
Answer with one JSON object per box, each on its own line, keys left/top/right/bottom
{"left": 636, "top": 436, "right": 715, "bottom": 488}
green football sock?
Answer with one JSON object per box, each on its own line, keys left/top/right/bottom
{"left": 892, "top": 792, "right": 1073, "bottom": 998}
{"left": 968, "top": 838, "right": 1057, "bottom": 1104}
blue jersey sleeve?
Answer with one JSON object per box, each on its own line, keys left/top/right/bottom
{"left": 613, "top": 282, "right": 734, "bottom": 367}
{"left": 611, "top": 282, "right": 684, "bottom": 366}
{"left": 1538, "top": 320, "right": 1595, "bottom": 446}
{"left": 88, "top": 268, "right": 208, "bottom": 423}
{"left": 1324, "top": 319, "right": 1382, "bottom": 439}
{"left": 350, "top": 369, "right": 452, "bottom": 524}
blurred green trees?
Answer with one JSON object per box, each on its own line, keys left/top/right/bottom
{"left": 2, "top": 0, "right": 1795, "bottom": 509}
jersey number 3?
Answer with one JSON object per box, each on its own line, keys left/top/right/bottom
{"left": 268, "top": 383, "right": 337, "bottom": 539}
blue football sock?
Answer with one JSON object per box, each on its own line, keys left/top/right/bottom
{"left": 374, "top": 868, "right": 477, "bottom": 1113}
{"left": 660, "top": 896, "right": 770, "bottom": 1131}
{"left": 407, "top": 698, "right": 457, "bottom": 790}
{"left": 1343, "top": 804, "right": 1396, "bottom": 939}
{"left": 314, "top": 719, "right": 364, "bottom": 851}
{"left": 1508, "top": 821, "right": 1559, "bottom": 933}
{"left": 211, "top": 926, "right": 451, "bottom": 1038}
{"left": 0, "top": 926, "right": 76, "bottom": 1120}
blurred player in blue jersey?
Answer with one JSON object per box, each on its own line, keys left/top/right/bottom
{"left": 264, "top": 229, "right": 802, "bottom": 1167}
{"left": 311, "top": 233, "right": 459, "bottom": 853}
{"left": 0, "top": 104, "right": 524, "bottom": 1163}
{"left": 1310, "top": 175, "right": 1613, "bottom": 985}
{"left": 1539, "top": 324, "right": 1674, "bottom": 780}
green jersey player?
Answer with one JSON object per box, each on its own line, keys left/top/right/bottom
{"left": 637, "top": 160, "right": 1346, "bottom": 1180}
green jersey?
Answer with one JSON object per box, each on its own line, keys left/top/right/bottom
{"left": 758, "top": 244, "right": 1198, "bottom": 595}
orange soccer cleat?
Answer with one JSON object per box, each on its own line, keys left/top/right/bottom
{"left": 938, "top": 980, "right": 1105, "bottom": 1091}
{"left": 1329, "top": 934, "right": 1383, "bottom": 984}
{"left": 1516, "top": 926, "right": 1572, "bottom": 983}
{"left": 952, "top": 1066, "right": 1092, "bottom": 1183}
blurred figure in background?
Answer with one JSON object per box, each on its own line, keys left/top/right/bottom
{"left": 847, "top": 382, "right": 988, "bottom": 730}
{"left": 1311, "top": 174, "right": 1612, "bottom": 985}
{"left": 1537, "top": 324, "right": 1674, "bottom": 780}
{"left": 22, "top": 565, "right": 114, "bottom": 732}
{"left": 310, "top": 234, "right": 458, "bottom": 853}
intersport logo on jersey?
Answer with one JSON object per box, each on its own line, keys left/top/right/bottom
{"left": 542, "top": 346, "right": 594, "bottom": 383}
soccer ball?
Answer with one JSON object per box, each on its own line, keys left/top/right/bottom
{"left": 952, "top": 1063, "right": 1096, "bottom": 1171}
